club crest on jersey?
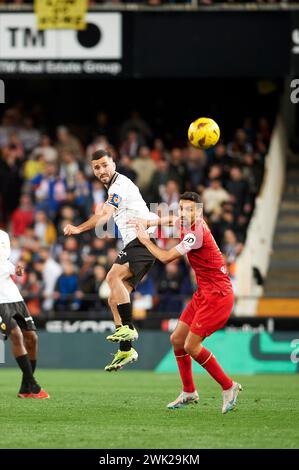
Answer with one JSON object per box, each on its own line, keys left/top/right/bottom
{"left": 107, "top": 193, "right": 121, "bottom": 208}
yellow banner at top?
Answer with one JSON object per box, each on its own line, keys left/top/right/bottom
{"left": 35, "top": 0, "right": 87, "bottom": 30}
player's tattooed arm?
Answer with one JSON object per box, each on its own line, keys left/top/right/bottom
{"left": 64, "top": 204, "right": 115, "bottom": 235}
{"left": 135, "top": 222, "right": 181, "bottom": 264}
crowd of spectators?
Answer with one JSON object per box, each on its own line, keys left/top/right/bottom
{"left": 0, "top": 101, "right": 270, "bottom": 320}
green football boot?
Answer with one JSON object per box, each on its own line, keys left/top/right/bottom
{"left": 105, "top": 348, "right": 138, "bottom": 372}
{"left": 106, "top": 325, "right": 138, "bottom": 343}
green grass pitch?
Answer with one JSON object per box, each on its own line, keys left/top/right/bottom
{"left": 0, "top": 369, "right": 298, "bottom": 449}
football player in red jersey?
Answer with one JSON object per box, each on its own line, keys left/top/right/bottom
{"left": 132, "top": 192, "right": 242, "bottom": 414}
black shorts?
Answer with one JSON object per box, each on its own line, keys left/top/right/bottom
{"left": 114, "top": 237, "right": 156, "bottom": 290}
{"left": 0, "top": 301, "right": 36, "bottom": 338}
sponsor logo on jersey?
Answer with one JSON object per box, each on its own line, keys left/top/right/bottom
{"left": 183, "top": 233, "right": 196, "bottom": 246}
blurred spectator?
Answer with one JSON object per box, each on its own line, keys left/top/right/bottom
{"left": 23, "top": 152, "right": 45, "bottom": 181}
{"left": 10, "top": 193, "right": 34, "bottom": 237}
{"left": 226, "top": 166, "right": 251, "bottom": 217}
{"left": 151, "top": 138, "right": 167, "bottom": 162}
{"left": 160, "top": 179, "right": 180, "bottom": 211}
{"left": 157, "top": 261, "right": 192, "bottom": 315}
{"left": 55, "top": 126, "right": 83, "bottom": 161}
{"left": 132, "top": 145, "right": 157, "bottom": 196}
{"left": 18, "top": 117, "right": 41, "bottom": 152}
{"left": 120, "top": 129, "right": 141, "bottom": 158}
{"left": 80, "top": 264, "right": 110, "bottom": 313}
{"left": 73, "top": 171, "right": 93, "bottom": 215}
{"left": 30, "top": 134, "right": 58, "bottom": 164}
{"left": 22, "top": 271, "right": 43, "bottom": 317}
{"left": 149, "top": 157, "right": 170, "bottom": 202}
{"left": 60, "top": 151, "right": 80, "bottom": 189}
{"left": 32, "top": 163, "right": 67, "bottom": 217}
{"left": 202, "top": 179, "right": 230, "bottom": 217}
{"left": 54, "top": 262, "right": 82, "bottom": 312}
{"left": 34, "top": 210, "right": 57, "bottom": 245}
{"left": 169, "top": 147, "right": 188, "bottom": 192}
{"left": 227, "top": 128, "right": 253, "bottom": 162}
{"left": 37, "top": 247, "right": 63, "bottom": 311}
{"left": 0, "top": 144, "right": 23, "bottom": 224}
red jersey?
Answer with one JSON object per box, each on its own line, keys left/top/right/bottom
{"left": 175, "top": 219, "right": 232, "bottom": 295}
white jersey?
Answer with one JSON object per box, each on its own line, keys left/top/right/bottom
{"left": 106, "top": 173, "right": 158, "bottom": 248}
{"left": 0, "top": 230, "right": 23, "bottom": 304}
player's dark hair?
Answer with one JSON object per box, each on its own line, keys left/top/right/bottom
{"left": 180, "top": 192, "right": 202, "bottom": 204}
{"left": 91, "top": 149, "right": 113, "bottom": 161}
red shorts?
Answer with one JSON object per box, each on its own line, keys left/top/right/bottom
{"left": 180, "top": 290, "right": 234, "bottom": 338}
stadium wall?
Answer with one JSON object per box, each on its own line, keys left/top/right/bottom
{"left": 235, "top": 118, "right": 287, "bottom": 314}
{"left": 1, "top": 331, "right": 298, "bottom": 374}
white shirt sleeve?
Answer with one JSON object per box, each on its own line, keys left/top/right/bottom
{"left": 0, "top": 231, "right": 11, "bottom": 263}
{"left": 175, "top": 229, "right": 203, "bottom": 255}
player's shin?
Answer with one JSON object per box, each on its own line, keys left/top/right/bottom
{"left": 117, "top": 302, "right": 134, "bottom": 330}
{"left": 175, "top": 349, "right": 196, "bottom": 393}
{"left": 194, "top": 347, "right": 233, "bottom": 390}
{"left": 16, "top": 354, "right": 41, "bottom": 393}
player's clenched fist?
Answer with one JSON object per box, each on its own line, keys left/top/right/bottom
{"left": 63, "top": 224, "right": 81, "bottom": 236}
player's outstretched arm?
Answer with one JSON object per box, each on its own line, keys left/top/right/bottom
{"left": 64, "top": 204, "right": 115, "bottom": 236}
{"left": 134, "top": 222, "right": 181, "bottom": 264}
{"left": 128, "top": 214, "right": 178, "bottom": 229}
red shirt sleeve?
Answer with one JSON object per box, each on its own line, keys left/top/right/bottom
{"left": 175, "top": 221, "right": 203, "bottom": 255}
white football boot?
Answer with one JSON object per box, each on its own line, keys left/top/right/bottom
{"left": 167, "top": 391, "right": 199, "bottom": 409}
{"left": 222, "top": 381, "right": 243, "bottom": 414}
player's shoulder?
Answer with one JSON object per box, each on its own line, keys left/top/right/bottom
{"left": 109, "top": 173, "right": 133, "bottom": 191}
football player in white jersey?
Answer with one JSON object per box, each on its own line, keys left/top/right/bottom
{"left": 64, "top": 149, "right": 158, "bottom": 371}
{"left": 0, "top": 230, "right": 49, "bottom": 398}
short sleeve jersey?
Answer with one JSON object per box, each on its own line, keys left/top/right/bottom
{"left": 175, "top": 219, "right": 232, "bottom": 295}
{"left": 106, "top": 173, "right": 158, "bottom": 248}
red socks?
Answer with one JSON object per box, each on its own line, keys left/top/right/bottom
{"left": 174, "top": 349, "right": 196, "bottom": 393}
{"left": 194, "top": 347, "right": 233, "bottom": 391}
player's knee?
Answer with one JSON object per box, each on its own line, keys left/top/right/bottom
{"left": 184, "top": 341, "right": 197, "bottom": 357}
{"left": 170, "top": 332, "right": 184, "bottom": 349}
{"left": 10, "top": 328, "right": 23, "bottom": 346}
{"left": 106, "top": 270, "right": 118, "bottom": 287}
{"left": 25, "top": 331, "right": 38, "bottom": 350}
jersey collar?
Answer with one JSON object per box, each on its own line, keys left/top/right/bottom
{"left": 105, "top": 172, "right": 119, "bottom": 190}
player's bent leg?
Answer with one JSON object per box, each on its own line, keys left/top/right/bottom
{"left": 104, "top": 348, "right": 138, "bottom": 372}
{"left": 185, "top": 331, "right": 241, "bottom": 413}
{"left": 106, "top": 265, "right": 138, "bottom": 343}
{"left": 107, "top": 295, "right": 122, "bottom": 326}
